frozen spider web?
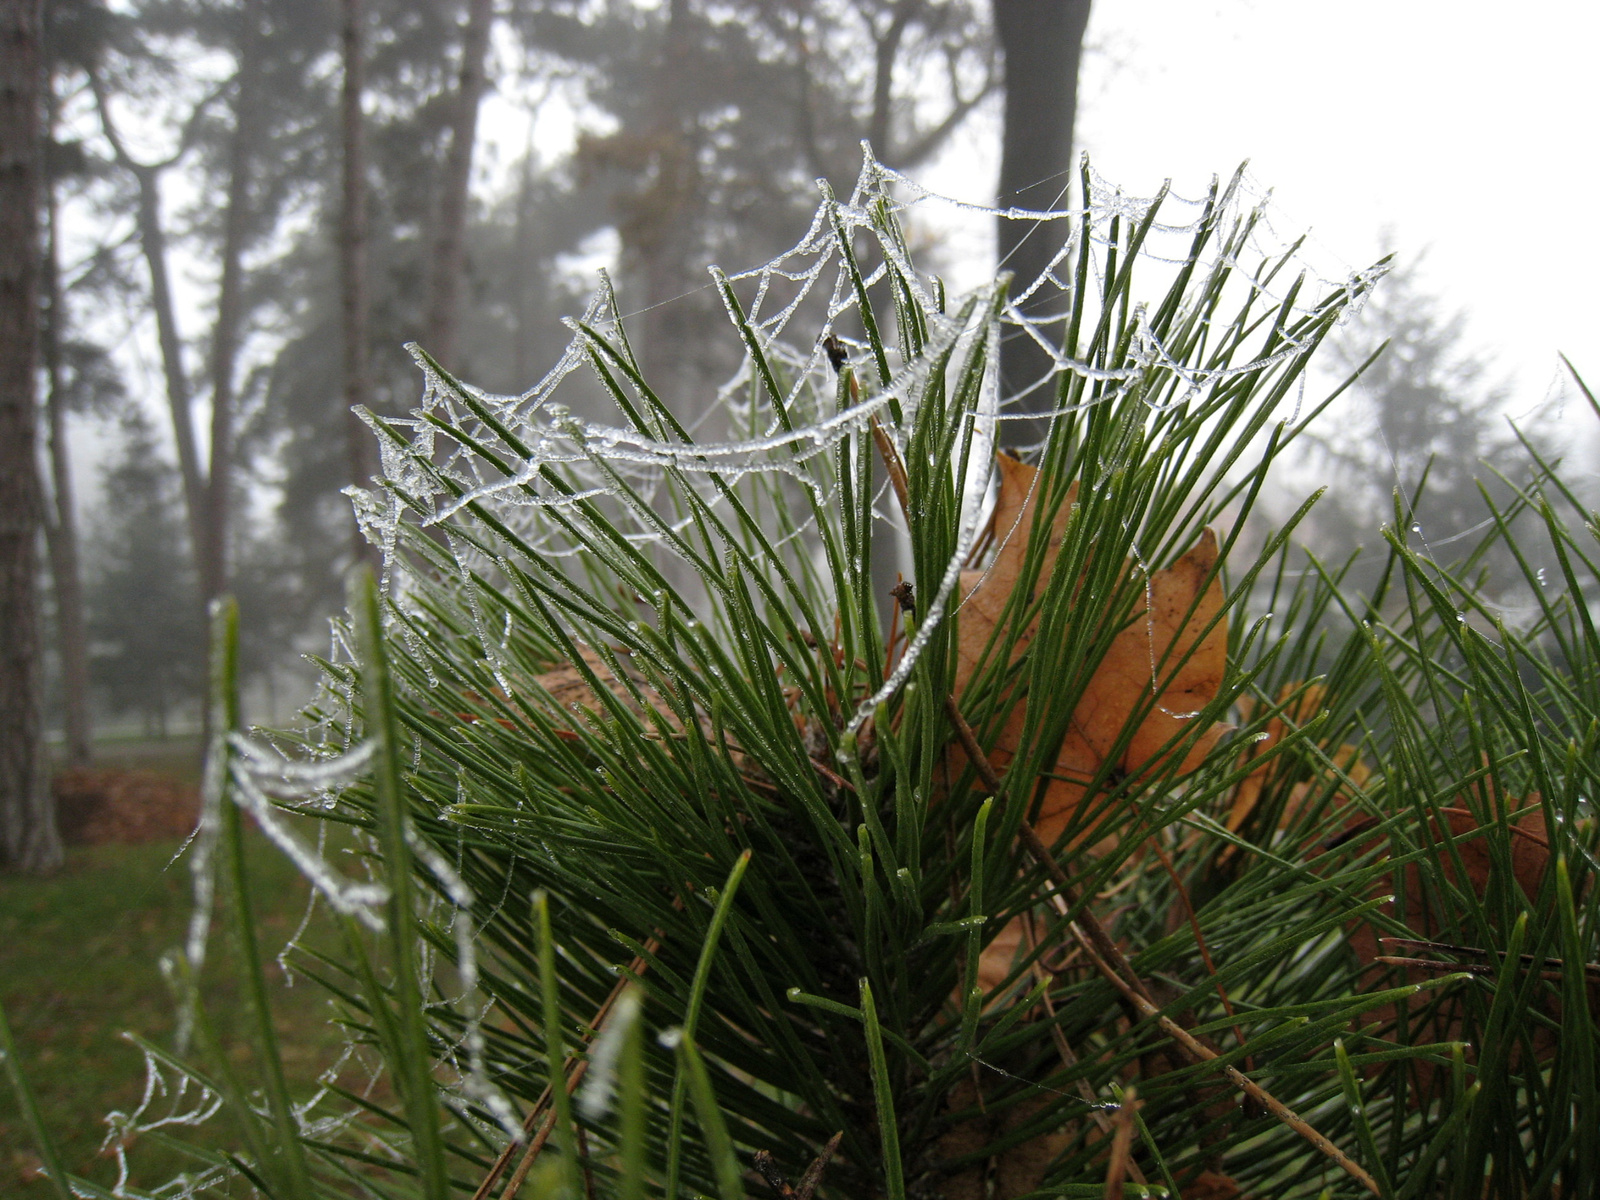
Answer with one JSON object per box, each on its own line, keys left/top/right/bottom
{"left": 348, "top": 144, "right": 1381, "bottom": 733}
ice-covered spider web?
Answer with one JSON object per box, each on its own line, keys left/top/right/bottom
{"left": 346, "top": 144, "right": 1380, "bottom": 731}
{"left": 134, "top": 147, "right": 1382, "bottom": 1197}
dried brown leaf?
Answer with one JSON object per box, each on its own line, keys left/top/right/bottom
{"left": 954, "top": 455, "right": 1228, "bottom": 851}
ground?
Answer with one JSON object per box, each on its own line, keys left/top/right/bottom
{"left": 0, "top": 739, "right": 348, "bottom": 1194}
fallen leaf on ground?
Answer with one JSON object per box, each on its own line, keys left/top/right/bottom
{"left": 1345, "top": 798, "right": 1551, "bottom": 968}
{"left": 1201, "top": 683, "right": 1370, "bottom": 867}
{"left": 450, "top": 645, "right": 673, "bottom": 740}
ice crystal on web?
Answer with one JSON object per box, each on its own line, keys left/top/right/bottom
{"left": 349, "top": 147, "right": 1377, "bottom": 735}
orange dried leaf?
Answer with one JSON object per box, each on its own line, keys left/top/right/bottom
{"left": 952, "top": 456, "right": 1228, "bottom": 996}
{"left": 1225, "top": 683, "right": 1326, "bottom": 834}
{"left": 954, "top": 455, "right": 1228, "bottom": 850}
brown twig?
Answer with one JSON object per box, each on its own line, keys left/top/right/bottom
{"left": 1063, "top": 903, "right": 1379, "bottom": 1194}
{"left": 871, "top": 418, "right": 912, "bottom": 514}
{"left": 753, "top": 1131, "right": 844, "bottom": 1200}
{"left": 1030, "top": 961, "right": 1148, "bottom": 1187}
{"left": 826, "top": 339, "right": 911, "bottom": 516}
{"left": 1380, "top": 936, "right": 1600, "bottom": 981}
{"left": 945, "top": 699, "right": 1149, "bottom": 1003}
{"left": 943, "top": 656, "right": 1380, "bottom": 1196}
{"left": 1150, "top": 840, "right": 1255, "bottom": 1084}
{"left": 500, "top": 1073, "right": 581, "bottom": 1199}
{"left": 576, "top": 1126, "right": 596, "bottom": 1200}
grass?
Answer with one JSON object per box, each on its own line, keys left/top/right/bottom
{"left": 0, "top": 831, "right": 343, "bottom": 1194}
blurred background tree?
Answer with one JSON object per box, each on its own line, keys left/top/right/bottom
{"left": 85, "top": 409, "right": 204, "bottom": 739}
{"left": 1298, "top": 251, "right": 1541, "bottom": 596}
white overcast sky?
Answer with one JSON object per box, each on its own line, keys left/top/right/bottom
{"left": 929, "top": 0, "right": 1600, "bottom": 413}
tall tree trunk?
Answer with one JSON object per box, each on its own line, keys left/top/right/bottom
{"left": 92, "top": 74, "right": 222, "bottom": 742}
{"left": 93, "top": 69, "right": 207, "bottom": 567}
{"left": 511, "top": 144, "right": 534, "bottom": 390}
{"left": 125, "top": 159, "right": 209, "bottom": 570}
{"left": 993, "top": 0, "right": 1091, "bottom": 452}
{"left": 424, "top": 0, "right": 494, "bottom": 373}
{"left": 340, "top": 0, "right": 377, "bottom": 564}
{"left": 867, "top": 0, "right": 913, "bottom": 156}
{"left": 202, "top": 0, "right": 264, "bottom": 606}
{"left": 40, "top": 95, "right": 91, "bottom": 767}
{"left": 637, "top": 0, "right": 700, "bottom": 408}
{"left": 0, "top": 0, "right": 62, "bottom": 871}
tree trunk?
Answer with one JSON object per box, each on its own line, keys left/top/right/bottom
{"left": 424, "top": 0, "right": 494, "bottom": 373}
{"left": 91, "top": 73, "right": 222, "bottom": 739}
{"left": 340, "top": 0, "right": 378, "bottom": 563}
{"left": 511, "top": 145, "right": 534, "bottom": 390}
{"left": 867, "top": 1, "right": 913, "bottom": 156}
{"left": 637, "top": 0, "right": 700, "bottom": 408}
{"left": 201, "top": 0, "right": 264, "bottom": 606}
{"left": 993, "top": 0, "right": 1091, "bottom": 452}
{"left": 126, "top": 160, "right": 209, "bottom": 573}
{"left": 40, "top": 124, "right": 91, "bottom": 768}
{"left": 0, "top": 0, "right": 62, "bottom": 871}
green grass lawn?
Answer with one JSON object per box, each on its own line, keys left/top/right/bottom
{"left": 0, "top": 834, "right": 348, "bottom": 1194}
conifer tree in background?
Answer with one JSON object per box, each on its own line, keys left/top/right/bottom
{"left": 1303, "top": 254, "right": 1536, "bottom": 584}
{"left": 0, "top": 0, "right": 62, "bottom": 871}
{"left": 85, "top": 410, "right": 204, "bottom": 737}
{"left": 540, "top": 0, "right": 996, "bottom": 409}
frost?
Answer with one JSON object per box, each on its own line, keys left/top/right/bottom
{"left": 97, "top": 1041, "right": 226, "bottom": 1198}
{"left": 227, "top": 733, "right": 389, "bottom": 926}
{"left": 348, "top": 149, "right": 1370, "bottom": 743}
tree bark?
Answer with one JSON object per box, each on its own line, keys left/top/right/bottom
{"left": 40, "top": 92, "right": 91, "bottom": 768}
{"left": 424, "top": 0, "right": 494, "bottom": 373}
{"left": 867, "top": 1, "right": 914, "bottom": 157}
{"left": 511, "top": 145, "right": 534, "bottom": 390}
{"left": 340, "top": 0, "right": 378, "bottom": 563}
{"left": 201, "top": 0, "right": 264, "bottom": 605}
{"left": 0, "top": 0, "right": 62, "bottom": 871}
{"left": 993, "top": 0, "right": 1091, "bottom": 451}
{"left": 637, "top": 0, "right": 700, "bottom": 407}
{"left": 121, "top": 153, "right": 209, "bottom": 574}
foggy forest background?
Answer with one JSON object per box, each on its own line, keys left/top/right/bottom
{"left": 34, "top": 0, "right": 1547, "bottom": 758}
